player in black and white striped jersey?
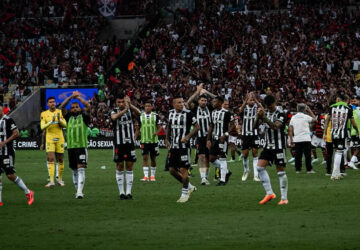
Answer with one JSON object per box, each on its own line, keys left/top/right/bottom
{"left": 187, "top": 85, "right": 216, "bottom": 186}
{"left": 239, "top": 92, "right": 263, "bottom": 182}
{"left": 166, "top": 96, "right": 200, "bottom": 203}
{"left": 206, "top": 96, "right": 235, "bottom": 186}
{"left": 111, "top": 94, "right": 141, "bottom": 200}
{"left": 324, "top": 92, "right": 359, "bottom": 180}
{"left": 254, "top": 95, "right": 288, "bottom": 205}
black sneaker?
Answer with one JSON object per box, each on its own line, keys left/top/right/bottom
{"left": 120, "top": 194, "right": 127, "bottom": 200}
{"left": 126, "top": 194, "right": 133, "bottom": 200}
{"left": 216, "top": 181, "right": 226, "bottom": 186}
{"left": 225, "top": 171, "right": 232, "bottom": 183}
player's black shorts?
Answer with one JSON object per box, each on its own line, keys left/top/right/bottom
{"left": 140, "top": 143, "right": 159, "bottom": 157}
{"left": 168, "top": 148, "right": 191, "bottom": 170}
{"left": 68, "top": 148, "right": 88, "bottom": 170}
{"left": 241, "top": 135, "right": 260, "bottom": 150}
{"left": 196, "top": 137, "right": 209, "bottom": 156}
{"left": 209, "top": 139, "right": 227, "bottom": 158}
{"left": 332, "top": 138, "right": 346, "bottom": 151}
{"left": 351, "top": 136, "right": 360, "bottom": 148}
{"left": 113, "top": 144, "right": 137, "bottom": 163}
{"left": 259, "top": 148, "right": 286, "bottom": 166}
{"left": 0, "top": 154, "right": 15, "bottom": 175}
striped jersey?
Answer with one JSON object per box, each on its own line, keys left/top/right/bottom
{"left": 193, "top": 105, "right": 211, "bottom": 138}
{"left": 263, "top": 106, "right": 286, "bottom": 150}
{"left": 111, "top": 108, "right": 135, "bottom": 145}
{"left": 0, "top": 115, "right": 17, "bottom": 156}
{"left": 64, "top": 111, "right": 90, "bottom": 149}
{"left": 241, "top": 104, "right": 258, "bottom": 136}
{"left": 330, "top": 102, "right": 353, "bottom": 140}
{"left": 168, "top": 109, "right": 197, "bottom": 149}
{"left": 139, "top": 112, "right": 161, "bottom": 143}
{"left": 211, "top": 108, "right": 234, "bottom": 139}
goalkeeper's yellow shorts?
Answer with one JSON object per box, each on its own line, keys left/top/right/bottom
{"left": 46, "top": 139, "right": 65, "bottom": 153}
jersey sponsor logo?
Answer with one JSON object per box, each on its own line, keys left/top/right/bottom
{"left": 181, "top": 155, "right": 188, "bottom": 161}
{"left": 276, "top": 153, "right": 284, "bottom": 159}
{"left": 3, "top": 158, "right": 9, "bottom": 164}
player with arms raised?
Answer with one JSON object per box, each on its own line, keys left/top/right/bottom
{"left": 60, "top": 91, "right": 91, "bottom": 199}
{"left": 41, "top": 97, "right": 67, "bottom": 187}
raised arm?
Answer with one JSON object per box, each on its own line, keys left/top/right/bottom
{"left": 186, "top": 83, "right": 203, "bottom": 108}
{"left": 239, "top": 93, "right": 249, "bottom": 113}
{"left": 306, "top": 105, "right": 317, "bottom": 122}
{"left": 252, "top": 92, "right": 264, "bottom": 110}
{"left": 125, "top": 95, "right": 141, "bottom": 117}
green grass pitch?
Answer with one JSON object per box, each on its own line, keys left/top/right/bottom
{"left": 1, "top": 149, "right": 360, "bottom": 249}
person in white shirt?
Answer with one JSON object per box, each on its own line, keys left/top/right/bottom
{"left": 288, "top": 104, "right": 317, "bottom": 173}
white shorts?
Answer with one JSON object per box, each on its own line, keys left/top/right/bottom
{"left": 228, "top": 135, "right": 237, "bottom": 144}
{"left": 311, "top": 135, "right": 326, "bottom": 148}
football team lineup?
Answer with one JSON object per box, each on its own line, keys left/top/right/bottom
{"left": 1, "top": 85, "right": 359, "bottom": 207}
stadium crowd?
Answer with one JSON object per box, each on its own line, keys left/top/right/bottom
{"left": 2, "top": 0, "right": 360, "bottom": 133}
{"left": 93, "top": 0, "right": 360, "bottom": 132}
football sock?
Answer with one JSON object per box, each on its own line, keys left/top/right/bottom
{"left": 58, "top": 162, "right": 64, "bottom": 181}
{"left": 199, "top": 167, "right": 206, "bottom": 179}
{"left": 56, "top": 163, "right": 59, "bottom": 178}
{"left": 332, "top": 151, "right": 342, "bottom": 177}
{"left": 116, "top": 170, "right": 124, "bottom": 195}
{"left": 143, "top": 166, "right": 149, "bottom": 178}
{"left": 126, "top": 171, "right": 133, "bottom": 195}
{"left": 344, "top": 148, "right": 349, "bottom": 164}
{"left": 77, "top": 168, "right": 85, "bottom": 194}
{"left": 253, "top": 157, "right": 259, "bottom": 177}
{"left": 0, "top": 176, "right": 2, "bottom": 202}
{"left": 72, "top": 169, "right": 78, "bottom": 189}
{"left": 257, "top": 166, "right": 273, "bottom": 195}
{"left": 14, "top": 177, "right": 30, "bottom": 194}
{"left": 219, "top": 158, "right": 228, "bottom": 182}
{"left": 277, "top": 171, "right": 288, "bottom": 200}
{"left": 48, "top": 162, "right": 55, "bottom": 183}
{"left": 181, "top": 188, "right": 188, "bottom": 198}
{"left": 350, "top": 155, "right": 357, "bottom": 163}
{"left": 242, "top": 156, "right": 250, "bottom": 172}
{"left": 150, "top": 167, "right": 156, "bottom": 177}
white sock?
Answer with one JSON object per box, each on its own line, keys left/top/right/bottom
{"left": 253, "top": 157, "right": 259, "bottom": 177}
{"left": 150, "top": 167, "right": 156, "bottom": 177}
{"left": 126, "top": 171, "right": 134, "bottom": 195}
{"left": 14, "top": 177, "right": 30, "bottom": 194}
{"left": 257, "top": 166, "right": 273, "bottom": 195}
{"left": 116, "top": 170, "right": 124, "bottom": 195}
{"left": 56, "top": 163, "right": 59, "bottom": 177}
{"left": 332, "top": 152, "right": 342, "bottom": 177}
{"left": 242, "top": 156, "right": 250, "bottom": 172}
{"left": 219, "top": 158, "right": 228, "bottom": 182}
{"left": 188, "top": 182, "right": 194, "bottom": 189}
{"left": 77, "top": 168, "right": 85, "bottom": 194}
{"left": 212, "top": 159, "right": 221, "bottom": 168}
{"left": 143, "top": 166, "right": 149, "bottom": 178}
{"left": 344, "top": 149, "right": 349, "bottom": 164}
{"left": 72, "top": 169, "right": 78, "bottom": 189}
{"left": 0, "top": 176, "right": 2, "bottom": 203}
{"left": 350, "top": 155, "right": 358, "bottom": 163}
{"left": 277, "top": 171, "right": 288, "bottom": 200}
{"left": 181, "top": 188, "right": 188, "bottom": 198}
{"left": 199, "top": 167, "right": 206, "bottom": 179}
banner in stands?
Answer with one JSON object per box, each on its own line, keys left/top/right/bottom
{"left": 14, "top": 135, "right": 266, "bottom": 150}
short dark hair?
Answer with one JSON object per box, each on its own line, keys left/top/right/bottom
{"left": 71, "top": 102, "right": 80, "bottom": 107}
{"left": 198, "top": 94, "right": 207, "bottom": 99}
{"left": 214, "top": 96, "right": 224, "bottom": 103}
{"left": 144, "top": 100, "right": 153, "bottom": 105}
{"left": 116, "top": 94, "right": 125, "bottom": 100}
{"left": 264, "top": 95, "right": 275, "bottom": 106}
{"left": 336, "top": 92, "right": 346, "bottom": 101}
{"left": 173, "top": 95, "right": 183, "bottom": 100}
{"left": 47, "top": 96, "right": 55, "bottom": 103}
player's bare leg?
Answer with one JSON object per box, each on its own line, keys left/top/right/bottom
{"left": 199, "top": 154, "right": 210, "bottom": 185}
{"left": 349, "top": 148, "right": 359, "bottom": 169}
